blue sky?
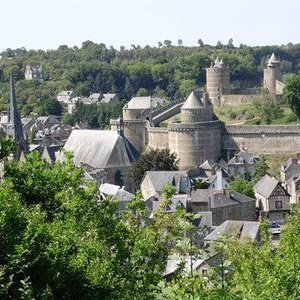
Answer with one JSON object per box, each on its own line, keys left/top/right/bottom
{"left": 1, "top": 0, "right": 299, "bottom": 51}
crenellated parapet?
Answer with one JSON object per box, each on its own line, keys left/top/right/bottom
{"left": 168, "top": 120, "right": 222, "bottom": 132}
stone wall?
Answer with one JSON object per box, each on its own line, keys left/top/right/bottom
{"left": 223, "top": 125, "right": 300, "bottom": 153}
{"left": 147, "top": 127, "right": 169, "bottom": 149}
{"left": 220, "top": 94, "right": 263, "bottom": 106}
{"left": 168, "top": 121, "right": 222, "bottom": 170}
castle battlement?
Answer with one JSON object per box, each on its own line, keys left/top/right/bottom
{"left": 168, "top": 120, "right": 222, "bottom": 132}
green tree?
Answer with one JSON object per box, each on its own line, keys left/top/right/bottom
{"left": 253, "top": 95, "right": 284, "bottom": 124}
{"left": 253, "top": 156, "right": 269, "bottom": 183}
{"left": 283, "top": 74, "right": 300, "bottom": 119}
{"left": 129, "top": 148, "right": 178, "bottom": 191}
{"left": 230, "top": 175, "right": 254, "bottom": 198}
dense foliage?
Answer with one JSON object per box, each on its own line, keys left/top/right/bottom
{"left": 62, "top": 101, "right": 125, "bottom": 128}
{"left": 284, "top": 74, "right": 300, "bottom": 119}
{"left": 1, "top": 41, "right": 300, "bottom": 117}
{"left": 1, "top": 145, "right": 300, "bottom": 299}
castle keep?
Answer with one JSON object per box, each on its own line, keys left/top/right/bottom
{"left": 111, "top": 53, "right": 300, "bottom": 171}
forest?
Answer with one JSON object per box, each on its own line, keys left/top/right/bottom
{"left": 0, "top": 41, "right": 300, "bottom": 120}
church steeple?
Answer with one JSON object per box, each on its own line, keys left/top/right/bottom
{"left": 6, "top": 73, "right": 28, "bottom": 159}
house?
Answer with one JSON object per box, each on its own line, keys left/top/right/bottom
{"left": 190, "top": 189, "right": 256, "bottom": 226}
{"left": 57, "top": 90, "right": 76, "bottom": 104}
{"left": 81, "top": 93, "right": 104, "bottom": 105}
{"left": 140, "top": 170, "right": 191, "bottom": 199}
{"left": 227, "top": 150, "right": 259, "bottom": 178}
{"left": 281, "top": 157, "right": 300, "bottom": 181}
{"left": 99, "top": 183, "right": 134, "bottom": 211}
{"left": 24, "top": 65, "right": 44, "bottom": 81}
{"left": 100, "top": 93, "right": 119, "bottom": 105}
{"left": 58, "top": 129, "right": 138, "bottom": 188}
{"left": 145, "top": 194, "right": 190, "bottom": 218}
{"left": 207, "top": 168, "right": 230, "bottom": 189}
{"left": 67, "top": 97, "right": 80, "bottom": 114}
{"left": 164, "top": 252, "right": 222, "bottom": 280}
{"left": 284, "top": 175, "right": 300, "bottom": 204}
{"left": 254, "top": 174, "right": 290, "bottom": 224}
{"left": 204, "top": 220, "right": 261, "bottom": 243}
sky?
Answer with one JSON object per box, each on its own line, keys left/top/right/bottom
{"left": 1, "top": 0, "right": 300, "bottom": 51}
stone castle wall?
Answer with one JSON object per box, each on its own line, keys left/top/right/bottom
{"left": 220, "top": 94, "right": 263, "bottom": 106}
{"left": 168, "top": 121, "right": 223, "bottom": 170}
{"left": 223, "top": 125, "right": 300, "bottom": 153}
{"left": 147, "top": 127, "right": 169, "bottom": 149}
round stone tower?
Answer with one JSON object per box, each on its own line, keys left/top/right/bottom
{"left": 206, "top": 58, "right": 230, "bottom": 106}
{"left": 263, "top": 53, "right": 281, "bottom": 96}
{"left": 168, "top": 91, "right": 222, "bottom": 170}
{"left": 122, "top": 103, "right": 147, "bottom": 153}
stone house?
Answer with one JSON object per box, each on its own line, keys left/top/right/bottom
{"left": 284, "top": 175, "right": 300, "bottom": 204}
{"left": 281, "top": 157, "right": 300, "bottom": 181}
{"left": 100, "top": 93, "right": 119, "bottom": 105}
{"left": 190, "top": 189, "right": 256, "bottom": 226}
{"left": 24, "top": 65, "right": 44, "bottom": 81}
{"left": 140, "top": 170, "right": 191, "bottom": 200}
{"left": 227, "top": 149, "right": 259, "bottom": 178}
{"left": 254, "top": 174, "right": 290, "bottom": 224}
{"left": 57, "top": 90, "right": 76, "bottom": 104}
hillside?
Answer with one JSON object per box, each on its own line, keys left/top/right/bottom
{"left": 1, "top": 42, "right": 300, "bottom": 117}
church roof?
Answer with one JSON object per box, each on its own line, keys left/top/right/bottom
{"left": 181, "top": 91, "right": 203, "bottom": 109}
{"left": 59, "top": 129, "right": 133, "bottom": 169}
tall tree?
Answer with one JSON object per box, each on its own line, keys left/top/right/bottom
{"left": 283, "top": 74, "right": 300, "bottom": 119}
{"left": 129, "top": 148, "right": 178, "bottom": 190}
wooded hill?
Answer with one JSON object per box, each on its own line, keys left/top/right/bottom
{"left": 0, "top": 41, "right": 300, "bottom": 116}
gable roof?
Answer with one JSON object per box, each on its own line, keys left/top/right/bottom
{"left": 228, "top": 150, "right": 259, "bottom": 165}
{"left": 204, "top": 220, "right": 260, "bottom": 242}
{"left": 143, "top": 170, "right": 189, "bottom": 195}
{"left": 59, "top": 129, "right": 132, "bottom": 169}
{"left": 254, "top": 174, "right": 280, "bottom": 198}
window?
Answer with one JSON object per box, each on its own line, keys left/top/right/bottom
{"left": 275, "top": 201, "right": 283, "bottom": 209}
{"left": 202, "top": 269, "right": 208, "bottom": 277}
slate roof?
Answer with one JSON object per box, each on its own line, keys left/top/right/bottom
{"left": 99, "top": 183, "right": 121, "bottom": 196}
{"left": 143, "top": 170, "right": 189, "bottom": 195}
{"left": 228, "top": 150, "right": 259, "bottom": 165}
{"left": 181, "top": 91, "right": 203, "bottom": 109}
{"left": 126, "top": 96, "right": 166, "bottom": 110}
{"left": 268, "top": 53, "right": 279, "bottom": 64}
{"left": 199, "top": 159, "right": 216, "bottom": 170}
{"left": 204, "top": 220, "right": 260, "bottom": 242}
{"left": 101, "top": 93, "right": 118, "bottom": 103}
{"left": 254, "top": 174, "right": 279, "bottom": 198}
{"left": 190, "top": 189, "right": 254, "bottom": 208}
{"left": 59, "top": 130, "right": 133, "bottom": 169}
{"left": 281, "top": 158, "right": 300, "bottom": 179}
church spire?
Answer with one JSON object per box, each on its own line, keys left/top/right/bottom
{"left": 7, "top": 72, "right": 28, "bottom": 159}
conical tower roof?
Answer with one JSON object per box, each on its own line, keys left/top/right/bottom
{"left": 268, "top": 53, "right": 279, "bottom": 66}
{"left": 181, "top": 91, "right": 203, "bottom": 109}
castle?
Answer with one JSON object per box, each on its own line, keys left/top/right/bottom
{"left": 110, "top": 53, "right": 300, "bottom": 172}
{"left": 206, "top": 53, "right": 284, "bottom": 106}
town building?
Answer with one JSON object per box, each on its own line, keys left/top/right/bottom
{"left": 24, "top": 65, "right": 44, "bottom": 81}
{"left": 254, "top": 174, "right": 290, "bottom": 223}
